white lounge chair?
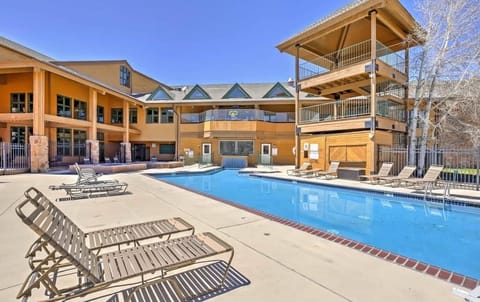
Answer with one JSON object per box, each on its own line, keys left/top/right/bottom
{"left": 453, "top": 285, "right": 480, "bottom": 301}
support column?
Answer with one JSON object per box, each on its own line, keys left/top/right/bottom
{"left": 31, "top": 67, "right": 48, "bottom": 172}
{"left": 86, "top": 139, "right": 99, "bottom": 164}
{"left": 87, "top": 88, "right": 99, "bottom": 163}
{"left": 294, "top": 44, "right": 301, "bottom": 169}
{"left": 369, "top": 10, "right": 377, "bottom": 174}
{"left": 122, "top": 100, "right": 131, "bottom": 163}
{"left": 30, "top": 135, "right": 49, "bottom": 173}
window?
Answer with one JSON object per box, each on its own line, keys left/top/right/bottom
{"left": 57, "top": 95, "right": 71, "bottom": 117}
{"left": 219, "top": 140, "right": 253, "bottom": 155}
{"left": 146, "top": 108, "right": 159, "bottom": 123}
{"left": 120, "top": 65, "right": 131, "bottom": 88}
{"left": 183, "top": 85, "right": 210, "bottom": 100}
{"left": 149, "top": 86, "right": 172, "bottom": 100}
{"left": 11, "top": 93, "right": 25, "bottom": 113}
{"left": 161, "top": 108, "right": 174, "bottom": 123}
{"left": 74, "top": 99, "right": 87, "bottom": 120}
{"left": 10, "top": 126, "right": 26, "bottom": 144}
{"left": 129, "top": 108, "right": 138, "bottom": 124}
{"left": 97, "top": 106, "right": 104, "bottom": 123}
{"left": 97, "top": 132, "right": 104, "bottom": 141}
{"left": 159, "top": 144, "right": 175, "bottom": 154}
{"left": 263, "top": 82, "right": 293, "bottom": 98}
{"left": 73, "top": 130, "right": 87, "bottom": 156}
{"left": 223, "top": 83, "right": 251, "bottom": 99}
{"left": 57, "top": 128, "right": 72, "bottom": 156}
{"left": 28, "top": 93, "right": 33, "bottom": 113}
{"left": 111, "top": 108, "right": 123, "bottom": 124}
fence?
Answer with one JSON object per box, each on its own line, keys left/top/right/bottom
{"left": 378, "top": 146, "right": 480, "bottom": 190}
{"left": 0, "top": 142, "right": 30, "bottom": 175}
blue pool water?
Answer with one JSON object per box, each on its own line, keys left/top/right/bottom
{"left": 155, "top": 169, "right": 480, "bottom": 279}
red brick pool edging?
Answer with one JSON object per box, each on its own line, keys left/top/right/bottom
{"left": 151, "top": 175, "right": 479, "bottom": 290}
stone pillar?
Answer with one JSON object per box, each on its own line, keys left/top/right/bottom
{"left": 30, "top": 135, "right": 49, "bottom": 173}
{"left": 86, "top": 139, "right": 99, "bottom": 164}
{"left": 121, "top": 142, "right": 131, "bottom": 163}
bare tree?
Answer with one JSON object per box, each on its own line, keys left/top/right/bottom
{"left": 408, "top": 0, "right": 480, "bottom": 173}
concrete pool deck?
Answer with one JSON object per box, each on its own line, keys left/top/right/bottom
{"left": 0, "top": 165, "right": 476, "bottom": 301}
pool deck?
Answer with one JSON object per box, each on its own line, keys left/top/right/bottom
{"left": 0, "top": 165, "right": 476, "bottom": 301}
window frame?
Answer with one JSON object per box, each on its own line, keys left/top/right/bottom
{"left": 10, "top": 93, "right": 26, "bottom": 113}
{"left": 146, "top": 107, "right": 159, "bottom": 123}
{"left": 74, "top": 99, "right": 87, "bottom": 120}
{"left": 111, "top": 108, "right": 123, "bottom": 124}
{"left": 57, "top": 95, "right": 72, "bottom": 118}
{"left": 97, "top": 105, "right": 104, "bottom": 123}
{"left": 129, "top": 108, "right": 138, "bottom": 124}
{"left": 120, "top": 65, "right": 131, "bottom": 88}
{"left": 57, "top": 128, "right": 72, "bottom": 156}
{"left": 161, "top": 108, "right": 174, "bottom": 124}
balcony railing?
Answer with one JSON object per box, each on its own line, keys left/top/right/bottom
{"left": 181, "top": 109, "right": 295, "bottom": 124}
{"left": 300, "top": 98, "right": 406, "bottom": 124}
{"left": 299, "top": 40, "right": 406, "bottom": 80}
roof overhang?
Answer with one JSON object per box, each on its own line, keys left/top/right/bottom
{"left": 277, "top": 0, "right": 423, "bottom": 61}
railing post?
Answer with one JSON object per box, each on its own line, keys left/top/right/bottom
{"left": 476, "top": 147, "right": 480, "bottom": 191}
{"left": 1, "top": 142, "right": 5, "bottom": 173}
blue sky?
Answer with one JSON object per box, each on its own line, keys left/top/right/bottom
{"left": 1, "top": 0, "right": 415, "bottom": 86}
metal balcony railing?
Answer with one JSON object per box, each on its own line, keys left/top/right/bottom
{"left": 181, "top": 109, "right": 295, "bottom": 124}
{"left": 299, "top": 40, "right": 406, "bottom": 80}
{"left": 300, "top": 97, "right": 406, "bottom": 124}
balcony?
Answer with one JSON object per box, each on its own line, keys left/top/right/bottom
{"left": 299, "top": 40, "right": 407, "bottom": 98}
{"left": 181, "top": 109, "right": 295, "bottom": 124}
{"left": 180, "top": 109, "right": 295, "bottom": 138}
{"left": 299, "top": 97, "right": 406, "bottom": 134}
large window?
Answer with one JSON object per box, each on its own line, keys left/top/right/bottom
{"left": 159, "top": 144, "right": 175, "bottom": 155}
{"left": 219, "top": 140, "right": 253, "bottom": 155}
{"left": 129, "top": 108, "right": 138, "bottom": 124}
{"left": 161, "top": 108, "right": 174, "bottom": 123}
{"left": 120, "top": 65, "right": 131, "bottom": 88}
{"left": 97, "top": 106, "right": 104, "bottom": 123}
{"left": 11, "top": 93, "right": 26, "bottom": 113}
{"left": 73, "top": 130, "right": 87, "bottom": 156}
{"left": 57, "top": 128, "right": 72, "bottom": 156}
{"left": 10, "top": 126, "right": 27, "bottom": 144}
{"left": 57, "top": 95, "right": 71, "bottom": 118}
{"left": 74, "top": 99, "right": 87, "bottom": 120}
{"left": 111, "top": 108, "right": 123, "bottom": 124}
{"left": 146, "top": 108, "right": 159, "bottom": 123}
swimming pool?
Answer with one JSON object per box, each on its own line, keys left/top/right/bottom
{"left": 154, "top": 169, "right": 480, "bottom": 280}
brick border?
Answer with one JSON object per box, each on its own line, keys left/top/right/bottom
{"left": 149, "top": 174, "right": 479, "bottom": 289}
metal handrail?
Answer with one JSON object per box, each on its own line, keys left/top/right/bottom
{"left": 300, "top": 97, "right": 406, "bottom": 124}
{"left": 299, "top": 39, "right": 405, "bottom": 80}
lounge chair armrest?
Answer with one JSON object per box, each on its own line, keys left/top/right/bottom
{"left": 16, "top": 187, "right": 44, "bottom": 221}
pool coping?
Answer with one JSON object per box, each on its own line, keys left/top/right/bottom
{"left": 146, "top": 171, "right": 480, "bottom": 290}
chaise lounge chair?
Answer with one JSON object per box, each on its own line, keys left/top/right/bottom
{"left": 16, "top": 187, "right": 234, "bottom": 302}
{"left": 314, "top": 161, "right": 340, "bottom": 179}
{"left": 22, "top": 187, "right": 194, "bottom": 268}
{"left": 453, "top": 285, "right": 480, "bottom": 302}
{"left": 378, "top": 165, "right": 416, "bottom": 186}
{"left": 287, "top": 162, "right": 312, "bottom": 176}
{"left": 402, "top": 165, "right": 444, "bottom": 189}
{"left": 359, "top": 162, "right": 394, "bottom": 184}
{"left": 49, "top": 163, "right": 128, "bottom": 200}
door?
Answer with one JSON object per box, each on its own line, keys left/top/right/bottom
{"left": 261, "top": 143, "right": 271, "bottom": 164}
{"left": 202, "top": 143, "right": 212, "bottom": 163}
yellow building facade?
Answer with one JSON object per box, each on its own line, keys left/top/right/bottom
{"left": 0, "top": 37, "right": 322, "bottom": 171}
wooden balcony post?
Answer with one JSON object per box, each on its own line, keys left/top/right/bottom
{"left": 369, "top": 9, "right": 377, "bottom": 174}
{"left": 32, "top": 67, "right": 45, "bottom": 136}
{"left": 295, "top": 44, "right": 301, "bottom": 168}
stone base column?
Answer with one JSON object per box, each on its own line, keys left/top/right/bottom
{"left": 29, "top": 135, "right": 49, "bottom": 173}
{"left": 121, "top": 142, "right": 132, "bottom": 163}
{"left": 86, "top": 139, "right": 99, "bottom": 164}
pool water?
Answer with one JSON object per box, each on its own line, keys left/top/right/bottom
{"left": 155, "top": 169, "right": 480, "bottom": 279}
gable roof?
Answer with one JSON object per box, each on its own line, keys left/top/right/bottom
{"left": 184, "top": 84, "right": 211, "bottom": 100}
{"left": 263, "top": 82, "right": 294, "bottom": 98}
{"left": 147, "top": 85, "right": 173, "bottom": 100}
{"left": 222, "top": 83, "right": 251, "bottom": 99}
{"left": 0, "top": 35, "right": 54, "bottom": 61}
